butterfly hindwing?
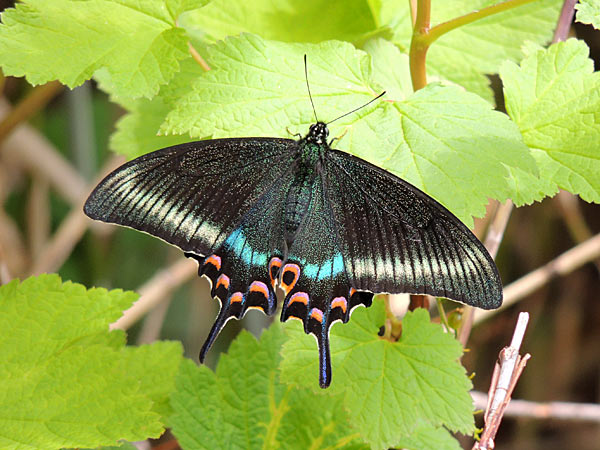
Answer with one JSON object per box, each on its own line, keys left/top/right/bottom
{"left": 279, "top": 169, "right": 373, "bottom": 387}
{"left": 323, "top": 149, "right": 502, "bottom": 310}
{"left": 197, "top": 169, "right": 299, "bottom": 360}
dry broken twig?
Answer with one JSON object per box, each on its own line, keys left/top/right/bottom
{"left": 110, "top": 257, "right": 199, "bottom": 331}
{"left": 473, "top": 312, "right": 531, "bottom": 450}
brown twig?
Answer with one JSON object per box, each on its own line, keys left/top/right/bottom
{"left": 473, "top": 312, "right": 531, "bottom": 449}
{"left": 29, "top": 205, "right": 90, "bottom": 276}
{"left": 0, "top": 209, "right": 28, "bottom": 277}
{"left": 459, "top": 201, "right": 513, "bottom": 346}
{"left": 110, "top": 257, "right": 199, "bottom": 330}
{"left": 555, "top": 191, "right": 600, "bottom": 274}
{"left": 28, "top": 155, "right": 124, "bottom": 276}
{"left": 471, "top": 391, "right": 600, "bottom": 422}
{"left": 0, "top": 243, "right": 12, "bottom": 284}
{"left": 0, "top": 100, "right": 88, "bottom": 206}
{"left": 474, "top": 232, "right": 600, "bottom": 323}
{"left": 26, "top": 176, "right": 50, "bottom": 259}
{"left": 0, "top": 80, "right": 63, "bottom": 145}
{"left": 136, "top": 293, "right": 173, "bottom": 344}
{"left": 553, "top": 0, "right": 577, "bottom": 43}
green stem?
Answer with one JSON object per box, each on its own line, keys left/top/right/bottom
{"left": 409, "top": 0, "right": 432, "bottom": 91}
{"left": 435, "top": 298, "right": 452, "bottom": 334}
{"left": 428, "top": 0, "right": 539, "bottom": 44}
{"left": 409, "top": 0, "right": 540, "bottom": 91}
{"left": 188, "top": 42, "right": 211, "bottom": 71}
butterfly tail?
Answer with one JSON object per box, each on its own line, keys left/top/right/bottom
{"left": 317, "top": 324, "right": 332, "bottom": 388}
{"left": 199, "top": 299, "right": 231, "bottom": 363}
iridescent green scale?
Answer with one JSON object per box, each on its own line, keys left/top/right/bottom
{"left": 84, "top": 121, "right": 503, "bottom": 388}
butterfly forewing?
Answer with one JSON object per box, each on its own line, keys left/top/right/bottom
{"left": 84, "top": 138, "right": 297, "bottom": 257}
{"left": 324, "top": 149, "right": 502, "bottom": 310}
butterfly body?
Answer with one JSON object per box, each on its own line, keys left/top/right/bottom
{"left": 282, "top": 129, "right": 324, "bottom": 245}
{"left": 85, "top": 120, "right": 502, "bottom": 388}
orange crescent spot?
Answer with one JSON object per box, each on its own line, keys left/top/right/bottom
{"left": 286, "top": 314, "right": 303, "bottom": 322}
{"left": 331, "top": 297, "right": 348, "bottom": 313}
{"left": 216, "top": 274, "right": 230, "bottom": 290}
{"left": 249, "top": 281, "right": 269, "bottom": 298}
{"left": 281, "top": 263, "right": 300, "bottom": 294}
{"left": 349, "top": 287, "right": 357, "bottom": 297}
{"left": 205, "top": 254, "right": 222, "bottom": 270}
{"left": 289, "top": 292, "right": 309, "bottom": 306}
{"left": 310, "top": 308, "right": 324, "bottom": 323}
{"left": 230, "top": 292, "right": 243, "bottom": 304}
{"left": 268, "top": 257, "right": 282, "bottom": 288}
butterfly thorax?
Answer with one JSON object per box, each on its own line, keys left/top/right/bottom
{"left": 283, "top": 122, "right": 330, "bottom": 243}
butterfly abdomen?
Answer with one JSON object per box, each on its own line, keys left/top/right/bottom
{"left": 283, "top": 141, "right": 323, "bottom": 242}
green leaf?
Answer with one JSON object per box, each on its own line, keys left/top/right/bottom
{"left": 161, "top": 33, "right": 535, "bottom": 226}
{"left": 576, "top": 0, "right": 600, "bottom": 29}
{"left": 110, "top": 57, "right": 206, "bottom": 158}
{"left": 397, "top": 423, "right": 462, "bottom": 450}
{"left": 378, "top": 0, "right": 562, "bottom": 102}
{"left": 169, "top": 325, "right": 363, "bottom": 449}
{"left": 501, "top": 38, "right": 600, "bottom": 203}
{"left": 91, "top": 443, "right": 138, "bottom": 450}
{"left": 372, "top": 84, "right": 536, "bottom": 224}
{"left": 161, "top": 34, "right": 377, "bottom": 139}
{"left": 179, "top": 0, "right": 377, "bottom": 44}
{"left": 363, "top": 38, "right": 413, "bottom": 101}
{"left": 0, "top": 0, "right": 202, "bottom": 98}
{"left": 0, "top": 274, "right": 182, "bottom": 450}
{"left": 280, "top": 303, "right": 473, "bottom": 449}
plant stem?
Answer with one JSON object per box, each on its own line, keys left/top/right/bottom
{"left": 409, "top": 0, "right": 540, "bottom": 91}
{"left": 428, "top": 0, "right": 539, "bottom": 44}
{"left": 435, "top": 298, "right": 452, "bottom": 333}
{"left": 553, "top": 0, "right": 577, "bottom": 43}
{"left": 188, "top": 42, "right": 211, "bottom": 71}
{"left": 409, "top": 0, "right": 431, "bottom": 91}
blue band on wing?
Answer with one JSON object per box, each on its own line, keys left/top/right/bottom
{"left": 224, "top": 227, "right": 268, "bottom": 267}
{"left": 303, "top": 252, "right": 344, "bottom": 280}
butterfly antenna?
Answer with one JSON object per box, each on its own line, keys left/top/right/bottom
{"left": 304, "top": 55, "right": 319, "bottom": 122}
{"left": 327, "top": 91, "right": 386, "bottom": 125}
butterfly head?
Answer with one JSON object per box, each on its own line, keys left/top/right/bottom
{"left": 305, "top": 122, "right": 329, "bottom": 146}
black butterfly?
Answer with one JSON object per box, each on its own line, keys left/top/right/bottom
{"left": 84, "top": 74, "right": 502, "bottom": 388}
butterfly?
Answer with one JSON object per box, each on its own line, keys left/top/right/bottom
{"left": 84, "top": 65, "right": 502, "bottom": 388}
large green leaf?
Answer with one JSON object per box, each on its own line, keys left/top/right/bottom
{"left": 0, "top": 0, "right": 206, "bottom": 98}
{"left": 179, "top": 0, "right": 377, "bottom": 44}
{"left": 576, "top": 0, "right": 600, "bottom": 29}
{"left": 109, "top": 57, "right": 206, "bottom": 158}
{"left": 501, "top": 39, "right": 600, "bottom": 203}
{"left": 280, "top": 303, "right": 474, "bottom": 449}
{"left": 0, "top": 275, "right": 182, "bottom": 450}
{"left": 169, "top": 326, "right": 364, "bottom": 449}
{"left": 161, "top": 33, "right": 536, "bottom": 226}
